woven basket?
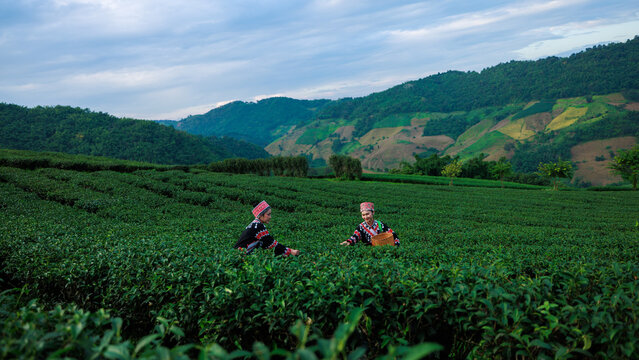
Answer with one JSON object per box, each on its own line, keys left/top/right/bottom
{"left": 371, "top": 232, "right": 395, "bottom": 246}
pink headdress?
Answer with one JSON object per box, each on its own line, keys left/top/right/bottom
{"left": 360, "top": 202, "right": 374, "bottom": 213}
{"left": 252, "top": 200, "right": 271, "bottom": 218}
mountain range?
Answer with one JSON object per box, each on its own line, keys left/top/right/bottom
{"left": 162, "top": 36, "right": 639, "bottom": 186}
{"left": 2, "top": 37, "right": 638, "bottom": 186}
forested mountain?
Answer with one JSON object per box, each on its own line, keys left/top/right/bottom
{"left": 163, "top": 97, "right": 331, "bottom": 146}
{"left": 0, "top": 104, "right": 269, "bottom": 165}
{"left": 263, "top": 37, "right": 639, "bottom": 186}
{"left": 317, "top": 36, "right": 639, "bottom": 137}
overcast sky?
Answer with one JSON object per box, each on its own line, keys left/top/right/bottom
{"left": 1, "top": 0, "right": 638, "bottom": 120}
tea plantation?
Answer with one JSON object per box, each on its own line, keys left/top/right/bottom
{"left": 1, "top": 150, "right": 638, "bottom": 359}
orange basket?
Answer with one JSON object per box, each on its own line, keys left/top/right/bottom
{"left": 371, "top": 232, "right": 395, "bottom": 246}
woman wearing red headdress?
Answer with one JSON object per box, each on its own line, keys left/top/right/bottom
{"left": 340, "top": 202, "right": 400, "bottom": 246}
{"left": 234, "top": 200, "right": 300, "bottom": 256}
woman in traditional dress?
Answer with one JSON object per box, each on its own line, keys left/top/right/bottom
{"left": 235, "top": 200, "right": 300, "bottom": 256}
{"left": 341, "top": 202, "right": 399, "bottom": 246}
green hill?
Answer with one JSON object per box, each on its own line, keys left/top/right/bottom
{"left": 164, "top": 97, "right": 332, "bottom": 146}
{"left": 317, "top": 36, "right": 639, "bottom": 136}
{"left": 262, "top": 37, "right": 639, "bottom": 186}
{"left": 0, "top": 103, "right": 269, "bottom": 165}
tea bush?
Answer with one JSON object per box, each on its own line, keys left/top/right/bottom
{"left": 0, "top": 288, "right": 441, "bottom": 359}
{"left": 1, "top": 150, "right": 638, "bottom": 358}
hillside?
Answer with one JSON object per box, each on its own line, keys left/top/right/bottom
{"left": 0, "top": 103, "right": 269, "bottom": 165}
{"left": 269, "top": 92, "right": 639, "bottom": 185}
{"left": 162, "top": 97, "right": 332, "bottom": 146}
{"left": 262, "top": 37, "right": 639, "bottom": 186}
{"left": 315, "top": 36, "right": 639, "bottom": 136}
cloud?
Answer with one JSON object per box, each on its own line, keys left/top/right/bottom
{"left": 2, "top": 0, "right": 639, "bottom": 120}
{"left": 144, "top": 103, "right": 219, "bottom": 120}
{"left": 384, "top": 0, "right": 587, "bottom": 42}
{"left": 515, "top": 19, "right": 639, "bottom": 59}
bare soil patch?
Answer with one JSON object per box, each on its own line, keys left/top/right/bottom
{"left": 604, "top": 93, "right": 625, "bottom": 104}
{"left": 523, "top": 112, "right": 552, "bottom": 132}
{"left": 489, "top": 118, "right": 511, "bottom": 132}
{"left": 625, "top": 102, "right": 639, "bottom": 111}
{"left": 570, "top": 136, "right": 637, "bottom": 186}
{"left": 333, "top": 126, "right": 355, "bottom": 140}
{"left": 410, "top": 117, "right": 429, "bottom": 126}
{"left": 265, "top": 126, "right": 311, "bottom": 156}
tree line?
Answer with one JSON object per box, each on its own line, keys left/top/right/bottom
{"left": 0, "top": 103, "right": 269, "bottom": 165}
{"left": 391, "top": 153, "right": 549, "bottom": 186}
{"left": 328, "top": 154, "right": 363, "bottom": 180}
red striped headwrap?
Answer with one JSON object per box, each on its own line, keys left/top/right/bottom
{"left": 252, "top": 200, "right": 271, "bottom": 218}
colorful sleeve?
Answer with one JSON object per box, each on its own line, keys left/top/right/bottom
{"left": 258, "top": 224, "right": 292, "bottom": 256}
{"left": 347, "top": 225, "right": 363, "bottom": 245}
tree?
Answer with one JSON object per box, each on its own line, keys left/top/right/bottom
{"left": 329, "top": 154, "right": 362, "bottom": 180}
{"left": 537, "top": 159, "right": 573, "bottom": 190}
{"left": 609, "top": 145, "right": 639, "bottom": 190}
{"left": 490, "top": 157, "right": 513, "bottom": 188}
{"left": 295, "top": 156, "right": 309, "bottom": 177}
{"left": 441, "top": 159, "right": 462, "bottom": 186}
{"left": 346, "top": 157, "right": 362, "bottom": 180}
{"left": 461, "top": 153, "right": 491, "bottom": 179}
{"left": 413, "top": 153, "right": 453, "bottom": 176}
{"left": 329, "top": 154, "right": 345, "bottom": 178}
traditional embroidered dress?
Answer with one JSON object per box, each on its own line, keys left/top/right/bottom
{"left": 346, "top": 220, "right": 400, "bottom": 246}
{"left": 234, "top": 200, "right": 292, "bottom": 256}
{"left": 234, "top": 219, "right": 293, "bottom": 256}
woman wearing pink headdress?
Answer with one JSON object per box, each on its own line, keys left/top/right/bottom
{"left": 340, "top": 202, "right": 400, "bottom": 246}
{"left": 234, "top": 200, "right": 300, "bottom": 256}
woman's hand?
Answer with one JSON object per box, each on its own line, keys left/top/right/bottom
{"left": 290, "top": 249, "right": 300, "bottom": 256}
{"left": 340, "top": 241, "right": 350, "bottom": 246}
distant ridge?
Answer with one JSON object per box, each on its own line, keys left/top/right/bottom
{"left": 169, "top": 37, "right": 639, "bottom": 142}
{"left": 162, "top": 97, "right": 331, "bottom": 146}
{"left": 0, "top": 103, "right": 269, "bottom": 165}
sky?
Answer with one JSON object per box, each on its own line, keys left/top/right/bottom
{"left": 1, "top": 1, "right": 638, "bottom": 120}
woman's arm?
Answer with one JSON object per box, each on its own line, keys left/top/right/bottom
{"left": 341, "top": 226, "right": 362, "bottom": 245}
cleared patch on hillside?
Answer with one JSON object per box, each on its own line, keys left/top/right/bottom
{"left": 553, "top": 97, "right": 587, "bottom": 112}
{"left": 333, "top": 126, "right": 355, "bottom": 141}
{"left": 353, "top": 124, "right": 453, "bottom": 170}
{"left": 453, "top": 131, "right": 510, "bottom": 161}
{"left": 296, "top": 122, "right": 344, "bottom": 145}
{"left": 546, "top": 107, "right": 588, "bottom": 131}
{"left": 411, "top": 117, "right": 429, "bottom": 126}
{"left": 489, "top": 117, "right": 511, "bottom": 132}
{"left": 625, "top": 102, "right": 639, "bottom": 111}
{"left": 571, "top": 136, "right": 637, "bottom": 186}
{"left": 512, "top": 101, "right": 554, "bottom": 121}
{"left": 265, "top": 126, "right": 311, "bottom": 156}
{"left": 601, "top": 92, "right": 625, "bottom": 105}
{"left": 497, "top": 118, "right": 536, "bottom": 140}
{"left": 358, "top": 127, "right": 405, "bottom": 146}
{"left": 355, "top": 143, "right": 422, "bottom": 170}
{"left": 446, "top": 118, "right": 496, "bottom": 156}
{"left": 373, "top": 113, "right": 420, "bottom": 128}
{"left": 523, "top": 112, "right": 553, "bottom": 132}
